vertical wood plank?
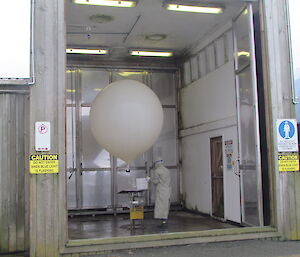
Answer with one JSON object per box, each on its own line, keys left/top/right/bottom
{"left": 294, "top": 172, "right": 300, "bottom": 239}
{"left": 35, "top": 176, "right": 46, "bottom": 257}
{"left": 41, "top": 0, "right": 56, "bottom": 256}
{"left": 16, "top": 95, "right": 26, "bottom": 251}
{"left": 24, "top": 94, "right": 30, "bottom": 252}
{"left": 9, "top": 95, "right": 17, "bottom": 252}
{"left": 262, "top": 0, "right": 299, "bottom": 239}
{"left": 0, "top": 95, "right": 9, "bottom": 252}
{"left": 32, "top": 0, "right": 52, "bottom": 255}
{"left": 57, "top": 0, "right": 68, "bottom": 240}
{"left": 0, "top": 93, "right": 27, "bottom": 254}
{"left": 30, "top": 173, "right": 37, "bottom": 257}
{"left": 29, "top": 0, "right": 66, "bottom": 256}
{"left": 45, "top": 175, "right": 55, "bottom": 257}
{"left": 5, "top": 95, "right": 10, "bottom": 252}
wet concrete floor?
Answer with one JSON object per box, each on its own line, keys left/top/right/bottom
{"left": 68, "top": 210, "right": 238, "bottom": 239}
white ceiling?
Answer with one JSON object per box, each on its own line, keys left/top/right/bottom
{"left": 66, "top": 0, "right": 244, "bottom": 56}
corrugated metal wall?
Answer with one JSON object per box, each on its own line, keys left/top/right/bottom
{"left": 0, "top": 92, "right": 28, "bottom": 253}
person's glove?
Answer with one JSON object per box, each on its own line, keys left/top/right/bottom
{"left": 146, "top": 176, "right": 150, "bottom": 182}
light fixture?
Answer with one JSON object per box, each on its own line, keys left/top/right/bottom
{"left": 66, "top": 48, "right": 108, "bottom": 55}
{"left": 145, "top": 34, "right": 167, "bottom": 41}
{"left": 73, "top": 0, "right": 136, "bottom": 7}
{"left": 238, "top": 51, "right": 250, "bottom": 57}
{"left": 89, "top": 14, "right": 114, "bottom": 24}
{"left": 118, "top": 71, "right": 149, "bottom": 76}
{"left": 66, "top": 69, "right": 80, "bottom": 73}
{"left": 130, "top": 50, "right": 173, "bottom": 57}
{"left": 165, "top": 2, "right": 223, "bottom": 14}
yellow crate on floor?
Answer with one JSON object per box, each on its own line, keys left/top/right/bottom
{"left": 130, "top": 206, "right": 144, "bottom": 220}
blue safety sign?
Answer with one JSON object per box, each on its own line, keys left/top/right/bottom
{"left": 278, "top": 120, "right": 295, "bottom": 139}
{"left": 277, "top": 119, "right": 298, "bottom": 152}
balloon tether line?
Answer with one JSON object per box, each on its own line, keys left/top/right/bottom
{"left": 125, "top": 163, "right": 130, "bottom": 172}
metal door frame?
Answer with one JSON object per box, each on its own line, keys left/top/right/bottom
{"left": 233, "top": 4, "right": 264, "bottom": 226}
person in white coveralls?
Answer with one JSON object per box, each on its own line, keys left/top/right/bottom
{"left": 147, "top": 157, "right": 171, "bottom": 228}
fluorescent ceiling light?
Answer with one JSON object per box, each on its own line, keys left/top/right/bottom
{"left": 118, "top": 71, "right": 148, "bottom": 76}
{"left": 94, "top": 88, "right": 103, "bottom": 91}
{"left": 66, "top": 48, "right": 108, "bottom": 55}
{"left": 131, "top": 50, "right": 173, "bottom": 57}
{"left": 73, "top": 0, "right": 136, "bottom": 7}
{"left": 238, "top": 51, "right": 250, "bottom": 57}
{"left": 166, "top": 4, "right": 223, "bottom": 14}
{"left": 66, "top": 89, "right": 76, "bottom": 93}
{"left": 66, "top": 69, "right": 81, "bottom": 73}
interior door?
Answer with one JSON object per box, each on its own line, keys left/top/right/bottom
{"left": 211, "top": 136, "right": 224, "bottom": 218}
{"left": 234, "top": 4, "right": 264, "bottom": 226}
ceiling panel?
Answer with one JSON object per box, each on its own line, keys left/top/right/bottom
{"left": 67, "top": 34, "right": 126, "bottom": 47}
{"left": 66, "top": 0, "right": 244, "bottom": 56}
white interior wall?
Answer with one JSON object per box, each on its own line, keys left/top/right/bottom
{"left": 181, "top": 61, "right": 236, "bottom": 127}
{"left": 180, "top": 61, "right": 240, "bottom": 221}
{"left": 181, "top": 127, "right": 239, "bottom": 219}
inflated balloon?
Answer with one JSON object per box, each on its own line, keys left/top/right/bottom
{"left": 90, "top": 79, "right": 163, "bottom": 164}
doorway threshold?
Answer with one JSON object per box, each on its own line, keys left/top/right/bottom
{"left": 61, "top": 227, "right": 280, "bottom": 256}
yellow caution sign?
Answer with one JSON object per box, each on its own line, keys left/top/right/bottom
{"left": 278, "top": 153, "right": 299, "bottom": 172}
{"left": 30, "top": 154, "right": 59, "bottom": 174}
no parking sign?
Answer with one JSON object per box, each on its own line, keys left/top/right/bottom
{"left": 35, "top": 121, "right": 51, "bottom": 151}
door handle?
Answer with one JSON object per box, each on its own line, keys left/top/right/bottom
{"left": 233, "top": 159, "right": 240, "bottom": 177}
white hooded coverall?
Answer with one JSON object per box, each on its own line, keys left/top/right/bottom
{"left": 151, "top": 163, "right": 171, "bottom": 219}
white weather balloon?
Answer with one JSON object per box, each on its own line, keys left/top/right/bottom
{"left": 90, "top": 79, "right": 163, "bottom": 164}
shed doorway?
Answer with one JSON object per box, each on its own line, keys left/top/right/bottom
{"left": 65, "top": 0, "right": 270, "bottom": 241}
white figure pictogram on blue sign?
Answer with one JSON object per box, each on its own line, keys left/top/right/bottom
{"left": 277, "top": 119, "right": 298, "bottom": 152}
{"left": 279, "top": 120, "right": 295, "bottom": 139}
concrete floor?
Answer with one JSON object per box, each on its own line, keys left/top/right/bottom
{"left": 87, "top": 240, "right": 300, "bottom": 257}
{"left": 4, "top": 240, "right": 300, "bottom": 257}
{"left": 68, "top": 210, "right": 238, "bottom": 239}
